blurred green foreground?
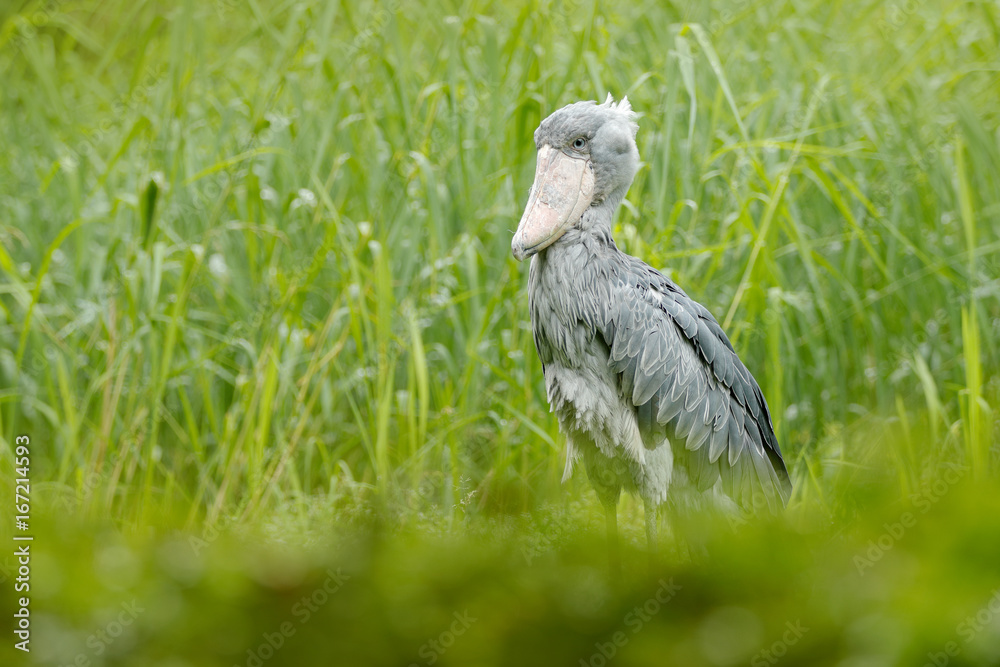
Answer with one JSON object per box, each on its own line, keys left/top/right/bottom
{"left": 1, "top": 0, "right": 999, "bottom": 665}
{"left": 1, "top": 471, "right": 1000, "bottom": 667}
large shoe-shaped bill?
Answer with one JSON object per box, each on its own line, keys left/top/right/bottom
{"left": 511, "top": 145, "right": 595, "bottom": 261}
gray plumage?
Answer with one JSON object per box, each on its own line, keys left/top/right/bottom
{"left": 511, "top": 96, "right": 791, "bottom": 554}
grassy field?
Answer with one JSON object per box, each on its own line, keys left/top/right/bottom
{"left": 1, "top": 0, "right": 999, "bottom": 664}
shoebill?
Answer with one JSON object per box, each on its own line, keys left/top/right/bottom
{"left": 511, "top": 95, "right": 791, "bottom": 569}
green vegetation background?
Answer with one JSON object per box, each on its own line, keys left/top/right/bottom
{"left": 0, "top": 0, "right": 998, "bottom": 665}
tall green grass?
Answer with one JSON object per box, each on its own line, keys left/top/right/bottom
{"left": 0, "top": 0, "right": 997, "bottom": 528}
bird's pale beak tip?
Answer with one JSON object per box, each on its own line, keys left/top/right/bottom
{"left": 511, "top": 235, "right": 527, "bottom": 262}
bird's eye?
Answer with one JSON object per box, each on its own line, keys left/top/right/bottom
{"left": 572, "top": 137, "right": 587, "bottom": 151}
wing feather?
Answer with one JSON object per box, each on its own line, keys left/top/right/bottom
{"left": 600, "top": 258, "right": 792, "bottom": 509}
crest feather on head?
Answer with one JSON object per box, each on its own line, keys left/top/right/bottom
{"left": 601, "top": 93, "right": 638, "bottom": 136}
